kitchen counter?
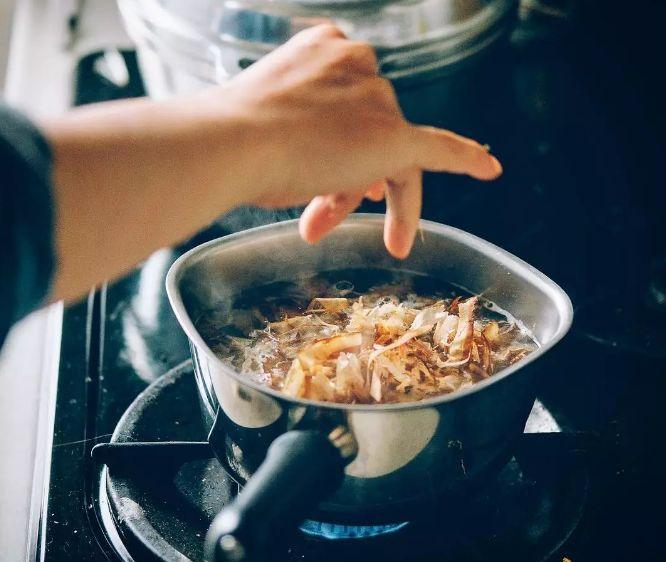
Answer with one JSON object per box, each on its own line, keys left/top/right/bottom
{"left": 0, "top": 306, "right": 61, "bottom": 561}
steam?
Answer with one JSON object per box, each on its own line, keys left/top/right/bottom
{"left": 217, "top": 206, "right": 303, "bottom": 232}
{"left": 215, "top": 205, "right": 354, "bottom": 289}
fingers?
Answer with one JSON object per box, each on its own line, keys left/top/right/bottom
{"left": 384, "top": 168, "right": 422, "bottom": 259}
{"left": 411, "top": 126, "right": 502, "bottom": 181}
{"left": 298, "top": 171, "right": 420, "bottom": 259}
{"left": 300, "top": 179, "right": 385, "bottom": 244}
{"left": 365, "top": 179, "right": 386, "bottom": 202}
{"left": 299, "top": 191, "right": 364, "bottom": 244}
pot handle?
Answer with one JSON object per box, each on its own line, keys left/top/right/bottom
{"left": 205, "top": 427, "right": 356, "bottom": 562}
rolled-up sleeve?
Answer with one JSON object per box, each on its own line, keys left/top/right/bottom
{"left": 0, "top": 104, "right": 55, "bottom": 347}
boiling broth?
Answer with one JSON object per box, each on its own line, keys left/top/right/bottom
{"left": 197, "top": 268, "right": 538, "bottom": 404}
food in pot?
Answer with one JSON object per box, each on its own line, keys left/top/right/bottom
{"left": 198, "top": 270, "right": 537, "bottom": 404}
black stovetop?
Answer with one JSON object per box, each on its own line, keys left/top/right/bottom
{"left": 39, "top": 10, "right": 666, "bottom": 562}
{"left": 97, "top": 361, "right": 589, "bottom": 562}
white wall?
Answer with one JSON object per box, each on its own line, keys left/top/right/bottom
{"left": 3, "top": 0, "right": 74, "bottom": 116}
{"left": 0, "top": 0, "right": 16, "bottom": 93}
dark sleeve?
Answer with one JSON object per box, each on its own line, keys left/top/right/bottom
{"left": 0, "top": 104, "right": 55, "bottom": 347}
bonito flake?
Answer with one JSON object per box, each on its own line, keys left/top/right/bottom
{"left": 218, "top": 290, "right": 537, "bottom": 404}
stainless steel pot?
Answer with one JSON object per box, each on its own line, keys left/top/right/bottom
{"left": 166, "top": 214, "right": 572, "bottom": 561}
{"left": 118, "top": 0, "right": 518, "bottom": 98}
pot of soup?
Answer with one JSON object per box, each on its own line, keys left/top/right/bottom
{"left": 165, "top": 214, "right": 572, "bottom": 561}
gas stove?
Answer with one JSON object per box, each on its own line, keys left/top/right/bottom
{"left": 36, "top": 9, "right": 666, "bottom": 562}
{"left": 93, "top": 361, "right": 589, "bottom": 562}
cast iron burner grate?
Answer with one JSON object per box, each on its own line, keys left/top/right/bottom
{"left": 95, "top": 362, "right": 590, "bottom": 562}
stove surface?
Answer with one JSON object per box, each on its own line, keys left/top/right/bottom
{"left": 38, "top": 10, "right": 666, "bottom": 562}
{"left": 98, "top": 362, "right": 588, "bottom": 562}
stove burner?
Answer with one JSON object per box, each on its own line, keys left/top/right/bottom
{"left": 299, "top": 520, "right": 409, "bottom": 540}
{"left": 97, "top": 362, "right": 590, "bottom": 562}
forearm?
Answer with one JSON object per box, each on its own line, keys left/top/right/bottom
{"left": 43, "top": 94, "right": 262, "bottom": 303}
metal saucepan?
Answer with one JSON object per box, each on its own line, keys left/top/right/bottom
{"left": 165, "top": 214, "right": 573, "bottom": 561}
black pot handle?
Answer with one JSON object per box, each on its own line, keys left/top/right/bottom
{"left": 205, "top": 427, "right": 356, "bottom": 562}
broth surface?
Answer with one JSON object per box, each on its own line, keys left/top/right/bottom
{"left": 197, "top": 269, "right": 538, "bottom": 404}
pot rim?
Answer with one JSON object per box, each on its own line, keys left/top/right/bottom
{"left": 166, "top": 214, "right": 573, "bottom": 412}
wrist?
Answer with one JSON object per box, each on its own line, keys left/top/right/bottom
{"left": 183, "top": 86, "right": 278, "bottom": 209}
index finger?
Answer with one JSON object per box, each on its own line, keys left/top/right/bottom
{"left": 410, "top": 125, "right": 503, "bottom": 180}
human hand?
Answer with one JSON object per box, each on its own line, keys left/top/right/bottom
{"left": 42, "top": 23, "right": 501, "bottom": 305}
{"left": 221, "top": 24, "right": 502, "bottom": 258}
